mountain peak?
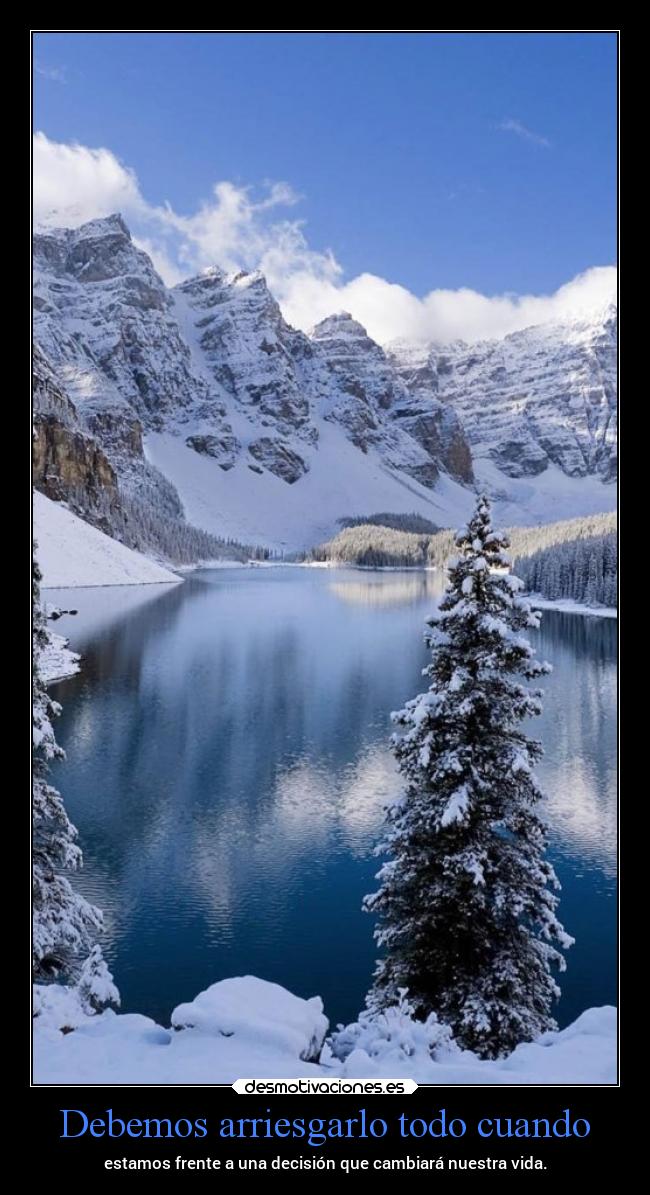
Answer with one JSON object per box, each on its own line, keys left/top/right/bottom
{"left": 33, "top": 212, "right": 165, "bottom": 292}
{"left": 35, "top": 213, "right": 132, "bottom": 244}
{"left": 33, "top": 213, "right": 617, "bottom": 545}
{"left": 310, "top": 312, "right": 370, "bottom": 341}
{"left": 175, "top": 264, "right": 228, "bottom": 294}
{"left": 231, "top": 268, "right": 268, "bottom": 291}
{"left": 79, "top": 212, "right": 131, "bottom": 239}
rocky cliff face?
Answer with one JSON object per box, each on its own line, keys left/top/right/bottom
{"left": 32, "top": 418, "right": 118, "bottom": 504}
{"left": 309, "top": 312, "right": 473, "bottom": 488}
{"left": 33, "top": 346, "right": 119, "bottom": 518}
{"left": 34, "top": 215, "right": 222, "bottom": 430}
{"left": 34, "top": 217, "right": 473, "bottom": 507}
{"left": 33, "top": 214, "right": 617, "bottom": 548}
{"left": 33, "top": 218, "right": 232, "bottom": 535}
{"left": 172, "top": 268, "right": 313, "bottom": 482}
{"left": 175, "top": 269, "right": 313, "bottom": 434}
{"left": 389, "top": 308, "right": 617, "bottom": 484}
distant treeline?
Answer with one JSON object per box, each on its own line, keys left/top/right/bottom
{"left": 310, "top": 509, "right": 617, "bottom": 608}
{"left": 506, "top": 512, "right": 617, "bottom": 560}
{"left": 338, "top": 512, "right": 440, "bottom": 534}
{"left": 514, "top": 532, "right": 617, "bottom": 608}
{"left": 313, "top": 523, "right": 449, "bottom": 568}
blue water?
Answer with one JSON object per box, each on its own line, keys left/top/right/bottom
{"left": 48, "top": 568, "right": 617, "bottom": 1030}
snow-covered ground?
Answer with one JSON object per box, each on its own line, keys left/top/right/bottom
{"left": 33, "top": 492, "right": 182, "bottom": 588}
{"left": 145, "top": 428, "right": 477, "bottom": 554}
{"left": 473, "top": 457, "right": 616, "bottom": 528}
{"left": 33, "top": 975, "right": 616, "bottom": 1085}
{"left": 526, "top": 594, "right": 617, "bottom": 619}
{"left": 144, "top": 432, "right": 616, "bottom": 556}
{"left": 39, "top": 629, "right": 80, "bottom": 683}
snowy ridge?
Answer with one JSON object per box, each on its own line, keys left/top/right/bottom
{"left": 34, "top": 491, "right": 181, "bottom": 588}
{"left": 389, "top": 307, "right": 617, "bottom": 488}
{"left": 33, "top": 216, "right": 616, "bottom": 550}
{"left": 33, "top": 975, "right": 616, "bottom": 1084}
{"left": 33, "top": 218, "right": 472, "bottom": 547}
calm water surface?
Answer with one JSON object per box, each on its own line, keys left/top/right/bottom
{"left": 47, "top": 568, "right": 617, "bottom": 1029}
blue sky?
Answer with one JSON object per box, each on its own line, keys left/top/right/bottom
{"left": 33, "top": 32, "right": 617, "bottom": 343}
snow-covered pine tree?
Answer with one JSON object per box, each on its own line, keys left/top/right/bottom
{"left": 365, "top": 495, "right": 573, "bottom": 1059}
{"left": 76, "top": 946, "right": 121, "bottom": 1015}
{"left": 32, "top": 544, "right": 103, "bottom": 978}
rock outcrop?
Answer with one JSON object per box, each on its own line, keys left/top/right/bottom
{"left": 33, "top": 346, "right": 119, "bottom": 516}
{"left": 248, "top": 437, "right": 308, "bottom": 483}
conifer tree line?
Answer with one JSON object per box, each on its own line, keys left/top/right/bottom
{"left": 310, "top": 509, "right": 617, "bottom": 610}
{"left": 365, "top": 495, "right": 573, "bottom": 1058}
{"left": 50, "top": 477, "right": 274, "bottom": 566}
{"left": 514, "top": 532, "right": 617, "bottom": 608}
{"left": 312, "top": 522, "right": 441, "bottom": 568}
{"left": 339, "top": 512, "right": 440, "bottom": 535}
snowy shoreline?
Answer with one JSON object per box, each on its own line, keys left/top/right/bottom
{"left": 39, "top": 630, "right": 81, "bottom": 684}
{"left": 33, "top": 975, "right": 617, "bottom": 1085}
{"left": 525, "top": 594, "right": 617, "bottom": 619}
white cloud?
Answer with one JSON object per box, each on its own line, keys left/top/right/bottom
{"left": 34, "top": 61, "right": 67, "bottom": 83}
{"left": 295, "top": 265, "right": 616, "bottom": 346}
{"left": 33, "top": 131, "right": 144, "bottom": 227}
{"left": 498, "top": 117, "right": 552, "bottom": 149}
{"left": 33, "top": 131, "right": 615, "bottom": 346}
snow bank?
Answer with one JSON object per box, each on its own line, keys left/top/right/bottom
{"left": 473, "top": 457, "right": 616, "bottom": 528}
{"left": 329, "top": 1006, "right": 616, "bottom": 1085}
{"left": 526, "top": 594, "right": 617, "bottom": 619}
{"left": 172, "top": 977, "right": 328, "bottom": 1062}
{"left": 39, "top": 629, "right": 80, "bottom": 683}
{"left": 33, "top": 975, "right": 616, "bottom": 1085}
{"left": 34, "top": 977, "right": 327, "bottom": 1085}
{"left": 33, "top": 492, "right": 181, "bottom": 588}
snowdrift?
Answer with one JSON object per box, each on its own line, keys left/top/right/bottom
{"left": 33, "top": 975, "right": 616, "bottom": 1085}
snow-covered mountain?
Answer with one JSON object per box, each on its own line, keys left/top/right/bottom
{"left": 389, "top": 309, "right": 617, "bottom": 522}
{"left": 33, "top": 215, "right": 617, "bottom": 551}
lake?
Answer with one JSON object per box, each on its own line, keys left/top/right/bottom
{"left": 47, "top": 567, "right": 617, "bottom": 1031}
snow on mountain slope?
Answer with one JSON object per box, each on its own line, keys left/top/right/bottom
{"left": 145, "top": 426, "right": 476, "bottom": 552}
{"left": 33, "top": 491, "right": 181, "bottom": 588}
{"left": 34, "top": 219, "right": 467, "bottom": 497}
{"left": 471, "top": 456, "right": 619, "bottom": 526}
{"left": 311, "top": 312, "right": 474, "bottom": 488}
{"left": 32, "top": 217, "right": 475, "bottom": 547}
{"left": 33, "top": 215, "right": 617, "bottom": 548}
